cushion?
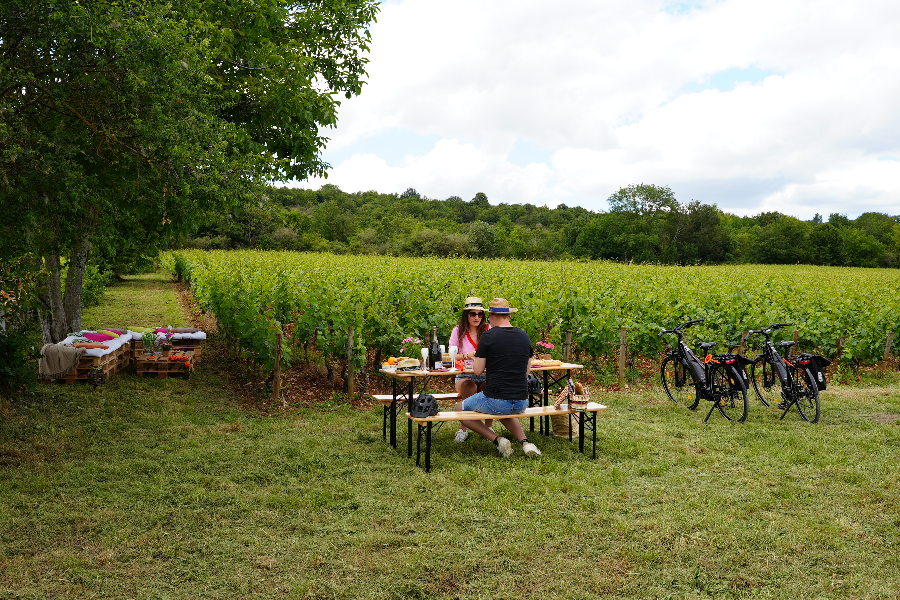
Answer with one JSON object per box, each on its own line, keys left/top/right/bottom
{"left": 97, "top": 329, "right": 121, "bottom": 338}
{"left": 73, "top": 342, "right": 109, "bottom": 349}
{"left": 128, "top": 326, "right": 157, "bottom": 334}
{"left": 82, "top": 332, "right": 115, "bottom": 342}
{"left": 101, "top": 328, "right": 124, "bottom": 335}
{"left": 173, "top": 327, "right": 200, "bottom": 333}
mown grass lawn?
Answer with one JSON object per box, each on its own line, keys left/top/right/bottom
{"left": 1, "top": 273, "right": 899, "bottom": 599}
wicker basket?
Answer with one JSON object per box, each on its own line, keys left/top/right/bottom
{"left": 570, "top": 394, "right": 589, "bottom": 411}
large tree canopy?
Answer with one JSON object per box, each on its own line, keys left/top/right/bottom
{"left": 0, "top": 0, "right": 378, "bottom": 341}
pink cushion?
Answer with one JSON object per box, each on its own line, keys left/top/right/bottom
{"left": 82, "top": 332, "right": 115, "bottom": 342}
{"left": 102, "top": 328, "right": 124, "bottom": 335}
{"left": 155, "top": 328, "right": 170, "bottom": 334}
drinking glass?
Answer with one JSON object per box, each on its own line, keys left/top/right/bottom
{"left": 420, "top": 347, "right": 429, "bottom": 371}
{"left": 449, "top": 345, "right": 458, "bottom": 368}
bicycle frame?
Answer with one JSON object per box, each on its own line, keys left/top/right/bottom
{"left": 659, "top": 320, "right": 748, "bottom": 422}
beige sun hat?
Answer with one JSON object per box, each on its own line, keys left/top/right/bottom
{"left": 396, "top": 358, "right": 421, "bottom": 368}
{"left": 463, "top": 297, "right": 484, "bottom": 310}
{"left": 487, "top": 298, "right": 518, "bottom": 314}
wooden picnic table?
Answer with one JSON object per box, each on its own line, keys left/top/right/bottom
{"left": 378, "top": 362, "right": 584, "bottom": 449}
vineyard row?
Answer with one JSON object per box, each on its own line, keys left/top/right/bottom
{"left": 163, "top": 250, "right": 900, "bottom": 373}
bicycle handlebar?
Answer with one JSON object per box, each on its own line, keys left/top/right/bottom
{"left": 748, "top": 322, "right": 794, "bottom": 337}
{"left": 658, "top": 318, "right": 704, "bottom": 338}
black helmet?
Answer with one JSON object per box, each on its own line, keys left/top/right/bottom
{"left": 527, "top": 373, "right": 543, "bottom": 395}
{"left": 410, "top": 394, "right": 439, "bottom": 418}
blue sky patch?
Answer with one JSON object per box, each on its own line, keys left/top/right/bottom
{"left": 321, "top": 128, "right": 442, "bottom": 167}
{"left": 662, "top": 0, "right": 706, "bottom": 15}
{"left": 507, "top": 140, "right": 554, "bottom": 168}
{"left": 680, "top": 66, "right": 780, "bottom": 94}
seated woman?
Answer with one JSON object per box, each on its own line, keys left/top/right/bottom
{"left": 448, "top": 296, "right": 491, "bottom": 442}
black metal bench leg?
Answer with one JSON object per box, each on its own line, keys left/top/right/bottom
{"left": 578, "top": 412, "right": 585, "bottom": 454}
{"left": 408, "top": 414, "right": 413, "bottom": 458}
{"left": 391, "top": 400, "right": 399, "bottom": 448}
{"left": 592, "top": 411, "right": 597, "bottom": 459}
{"left": 383, "top": 404, "right": 388, "bottom": 440}
{"left": 415, "top": 422, "right": 422, "bottom": 467}
{"left": 425, "top": 422, "right": 433, "bottom": 473}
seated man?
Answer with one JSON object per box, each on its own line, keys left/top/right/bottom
{"left": 454, "top": 298, "right": 541, "bottom": 458}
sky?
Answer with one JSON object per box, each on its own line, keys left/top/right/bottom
{"left": 295, "top": 0, "right": 900, "bottom": 219}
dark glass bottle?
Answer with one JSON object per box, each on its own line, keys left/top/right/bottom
{"left": 431, "top": 326, "right": 442, "bottom": 370}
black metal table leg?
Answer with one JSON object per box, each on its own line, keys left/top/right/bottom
{"left": 592, "top": 411, "right": 597, "bottom": 459}
{"left": 408, "top": 409, "right": 413, "bottom": 458}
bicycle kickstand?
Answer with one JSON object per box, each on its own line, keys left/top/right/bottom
{"left": 778, "top": 400, "right": 795, "bottom": 420}
{"left": 703, "top": 400, "right": 719, "bottom": 423}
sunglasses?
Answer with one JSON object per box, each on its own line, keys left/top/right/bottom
{"left": 468, "top": 312, "right": 484, "bottom": 318}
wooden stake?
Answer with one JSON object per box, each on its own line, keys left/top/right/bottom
{"left": 345, "top": 326, "right": 355, "bottom": 394}
{"left": 791, "top": 330, "right": 799, "bottom": 356}
{"left": 619, "top": 327, "right": 627, "bottom": 386}
{"left": 273, "top": 330, "right": 283, "bottom": 404}
{"left": 738, "top": 331, "right": 748, "bottom": 355}
{"left": 884, "top": 331, "right": 894, "bottom": 361}
{"left": 563, "top": 330, "right": 573, "bottom": 363}
{"left": 835, "top": 335, "right": 845, "bottom": 360}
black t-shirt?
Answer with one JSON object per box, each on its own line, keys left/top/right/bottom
{"left": 475, "top": 326, "right": 533, "bottom": 400}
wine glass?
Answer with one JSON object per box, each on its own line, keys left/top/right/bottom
{"left": 448, "top": 345, "right": 458, "bottom": 369}
{"left": 420, "top": 347, "right": 429, "bottom": 371}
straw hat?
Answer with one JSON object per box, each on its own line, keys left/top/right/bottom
{"left": 487, "top": 298, "right": 518, "bottom": 314}
{"left": 463, "top": 297, "right": 484, "bottom": 310}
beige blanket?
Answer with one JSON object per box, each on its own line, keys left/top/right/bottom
{"left": 38, "top": 343, "right": 85, "bottom": 380}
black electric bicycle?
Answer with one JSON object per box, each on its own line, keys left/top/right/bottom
{"left": 659, "top": 319, "right": 750, "bottom": 423}
{"left": 747, "top": 323, "right": 822, "bottom": 423}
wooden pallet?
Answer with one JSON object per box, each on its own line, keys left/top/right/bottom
{"left": 135, "top": 351, "right": 195, "bottom": 379}
{"left": 54, "top": 343, "right": 132, "bottom": 384}
{"left": 131, "top": 339, "right": 203, "bottom": 362}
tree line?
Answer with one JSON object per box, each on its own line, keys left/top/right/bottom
{"left": 181, "top": 183, "right": 900, "bottom": 268}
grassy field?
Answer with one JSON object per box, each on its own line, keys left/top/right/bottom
{"left": 2, "top": 272, "right": 900, "bottom": 599}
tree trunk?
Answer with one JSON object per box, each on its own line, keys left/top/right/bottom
{"left": 63, "top": 233, "right": 92, "bottom": 334}
{"left": 36, "top": 252, "right": 67, "bottom": 344}
{"left": 35, "top": 233, "right": 92, "bottom": 344}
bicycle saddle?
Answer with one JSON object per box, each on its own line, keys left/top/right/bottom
{"left": 778, "top": 341, "right": 796, "bottom": 348}
{"left": 700, "top": 342, "right": 717, "bottom": 351}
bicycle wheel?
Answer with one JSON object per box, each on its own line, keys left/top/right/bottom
{"left": 795, "top": 367, "right": 821, "bottom": 423}
{"left": 750, "top": 356, "right": 783, "bottom": 407}
{"left": 713, "top": 366, "right": 749, "bottom": 422}
{"left": 661, "top": 355, "right": 699, "bottom": 410}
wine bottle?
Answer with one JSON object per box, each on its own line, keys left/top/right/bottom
{"left": 431, "top": 326, "right": 442, "bottom": 370}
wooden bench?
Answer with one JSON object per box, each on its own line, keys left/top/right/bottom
{"left": 406, "top": 402, "right": 608, "bottom": 472}
{"left": 371, "top": 392, "right": 460, "bottom": 447}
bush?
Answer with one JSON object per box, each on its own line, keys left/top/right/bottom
{"left": 81, "top": 263, "right": 114, "bottom": 308}
{"left": 0, "top": 330, "right": 41, "bottom": 400}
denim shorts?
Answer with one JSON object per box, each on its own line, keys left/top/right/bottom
{"left": 455, "top": 373, "right": 486, "bottom": 385}
{"left": 461, "top": 392, "right": 528, "bottom": 415}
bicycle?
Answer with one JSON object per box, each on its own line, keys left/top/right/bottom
{"left": 659, "top": 319, "right": 749, "bottom": 423}
{"left": 747, "top": 322, "right": 821, "bottom": 423}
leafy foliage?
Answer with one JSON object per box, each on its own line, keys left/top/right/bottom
{"left": 183, "top": 185, "right": 900, "bottom": 268}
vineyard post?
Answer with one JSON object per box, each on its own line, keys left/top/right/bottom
{"left": 563, "top": 330, "right": 573, "bottom": 362}
{"left": 619, "top": 327, "right": 627, "bottom": 386}
{"left": 791, "top": 330, "right": 799, "bottom": 356}
{"left": 884, "top": 331, "right": 894, "bottom": 361}
{"left": 345, "top": 326, "right": 355, "bottom": 394}
{"left": 273, "top": 330, "right": 283, "bottom": 404}
{"left": 738, "top": 331, "right": 748, "bottom": 355}
{"left": 836, "top": 335, "right": 845, "bottom": 360}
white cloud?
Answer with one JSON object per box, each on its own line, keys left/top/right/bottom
{"left": 297, "top": 0, "right": 900, "bottom": 218}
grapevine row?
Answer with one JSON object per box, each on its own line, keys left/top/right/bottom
{"left": 163, "top": 250, "right": 900, "bottom": 371}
